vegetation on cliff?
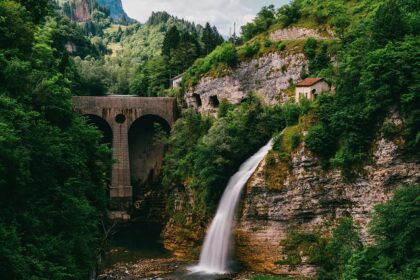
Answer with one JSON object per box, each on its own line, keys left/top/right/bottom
{"left": 279, "top": 184, "right": 420, "bottom": 280}
{"left": 162, "top": 95, "right": 285, "bottom": 220}
{"left": 302, "top": 0, "right": 420, "bottom": 177}
{"left": 0, "top": 1, "right": 112, "bottom": 278}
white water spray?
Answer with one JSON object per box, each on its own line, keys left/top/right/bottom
{"left": 190, "top": 139, "right": 274, "bottom": 274}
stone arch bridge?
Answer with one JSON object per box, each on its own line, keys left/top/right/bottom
{"left": 72, "top": 96, "right": 178, "bottom": 220}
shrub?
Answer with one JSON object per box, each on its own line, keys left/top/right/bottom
{"left": 290, "top": 132, "right": 301, "bottom": 149}
{"left": 344, "top": 185, "right": 420, "bottom": 280}
{"left": 182, "top": 42, "right": 237, "bottom": 88}
{"left": 282, "top": 102, "right": 301, "bottom": 126}
{"left": 277, "top": 1, "right": 302, "bottom": 27}
{"left": 305, "top": 124, "right": 336, "bottom": 159}
{"left": 277, "top": 42, "right": 286, "bottom": 52}
{"left": 264, "top": 39, "right": 272, "bottom": 48}
{"left": 243, "top": 42, "right": 260, "bottom": 58}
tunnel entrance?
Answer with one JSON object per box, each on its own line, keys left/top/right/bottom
{"left": 128, "top": 115, "right": 170, "bottom": 221}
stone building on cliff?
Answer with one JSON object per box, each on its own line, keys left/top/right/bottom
{"left": 295, "top": 78, "right": 330, "bottom": 102}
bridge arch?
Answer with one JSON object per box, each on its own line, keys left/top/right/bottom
{"left": 84, "top": 114, "right": 113, "bottom": 145}
{"left": 72, "top": 96, "right": 178, "bottom": 220}
{"left": 129, "top": 115, "right": 171, "bottom": 190}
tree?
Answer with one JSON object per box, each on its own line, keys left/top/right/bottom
{"left": 241, "top": 5, "right": 276, "bottom": 41}
{"left": 162, "top": 25, "right": 180, "bottom": 57}
{"left": 344, "top": 185, "right": 420, "bottom": 280}
{"left": 202, "top": 22, "right": 224, "bottom": 54}
{"left": 277, "top": 0, "right": 301, "bottom": 27}
{"left": 372, "top": 0, "right": 405, "bottom": 47}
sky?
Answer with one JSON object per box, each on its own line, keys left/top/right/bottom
{"left": 121, "top": 0, "right": 290, "bottom": 36}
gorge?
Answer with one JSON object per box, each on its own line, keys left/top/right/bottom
{"left": 0, "top": 0, "right": 418, "bottom": 280}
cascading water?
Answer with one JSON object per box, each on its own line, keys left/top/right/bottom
{"left": 190, "top": 139, "right": 274, "bottom": 274}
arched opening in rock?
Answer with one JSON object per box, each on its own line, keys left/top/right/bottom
{"left": 193, "top": 93, "right": 202, "bottom": 107}
{"left": 209, "top": 95, "right": 220, "bottom": 108}
{"left": 128, "top": 115, "right": 171, "bottom": 221}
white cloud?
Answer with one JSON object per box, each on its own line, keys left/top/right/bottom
{"left": 121, "top": 0, "right": 289, "bottom": 36}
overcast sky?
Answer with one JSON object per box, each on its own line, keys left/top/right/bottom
{"left": 121, "top": 0, "right": 290, "bottom": 36}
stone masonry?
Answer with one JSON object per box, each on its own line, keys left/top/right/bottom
{"left": 72, "top": 96, "right": 177, "bottom": 220}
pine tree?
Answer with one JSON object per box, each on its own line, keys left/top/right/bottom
{"left": 162, "top": 25, "right": 180, "bottom": 57}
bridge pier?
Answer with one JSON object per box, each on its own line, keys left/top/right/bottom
{"left": 110, "top": 119, "right": 132, "bottom": 220}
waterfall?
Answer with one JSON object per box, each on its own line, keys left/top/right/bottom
{"left": 190, "top": 139, "right": 274, "bottom": 274}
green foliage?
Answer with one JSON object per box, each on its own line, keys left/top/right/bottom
{"left": 344, "top": 185, "right": 420, "bottom": 280}
{"left": 242, "top": 42, "right": 261, "bottom": 58}
{"left": 182, "top": 42, "right": 237, "bottom": 88}
{"left": 290, "top": 131, "right": 301, "bottom": 149}
{"left": 241, "top": 5, "right": 276, "bottom": 41}
{"left": 282, "top": 102, "right": 301, "bottom": 126}
{"left": 277, "top": 42, "right": 286, "bottom": 52}
{"left": 371, "top": 0, "right": 405, "bottom": 47}
{"left": 306, "top": 124, "right": 337, "bottom": 159}
{"left": 303, "top": 38, "right": 331, "bottom": 76}
{"left": 0, "top": 1, "right": 34, "bottom": 52}
{"left": 202, "top": 22, "right": 224, "bottom": 54}
{"left": 279, "top": 186, "right": 419, "bottom": 280}
{"left": 303, "top": 0, "right": 420, "bottom": 177}
{"left": 277, "top": 1, "right": 301, "bottom": 27}
{"left": 312, "top": 218, "right": 362, "bottom": 280}
{"left": 279, "top": 217, "right": 361, "bottom": 279}
{"left": 0, "top": 2, "right": 112, "bottom": 278}
{"left": 163, "top": 96, "right": 285, "bottom": 218}
{"left": 277, "top": 231, "right": 322, "bottom": 267}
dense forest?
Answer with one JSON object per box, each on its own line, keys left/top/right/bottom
{"left": 0, "top": 0, "right": 419, "bottom": 279}
{"left": 0, "top": 0, "right": 112, "bottom": 278}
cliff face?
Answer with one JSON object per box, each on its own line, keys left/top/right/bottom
{"left": 185, "top": 52, "right": 307, "bottom": 115}
{"left": 235, "top": 114, "right": 419, "bottom": 276}
{"left": 184, "top": 27, "right": 335, "bottom": 115}
{"left": 73, "top": 0, "right": 91, "bottom": 22}
{"left": 162, "top": 112, "right": 419, "bottom": 276}
{"left": 96, "top": 0, "right": 128, "bottom": 19}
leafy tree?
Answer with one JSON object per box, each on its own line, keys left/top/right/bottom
{"left": 344, "top": 185, "right": 420, "bottom": 280}
{"left": 277, "top": 1, "right": 301, "bottom": 27}
{"left": 0, "top": 2, "right": 112, "bottom": 278}
{"left": 241, "top": 5, "right": 276, "bottom": 41}
{"left": 372, "top": 0, "right": 405, "bottom": 47}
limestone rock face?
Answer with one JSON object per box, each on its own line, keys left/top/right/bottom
{"left": 162, "top": 187, "right": 205, "bottom": 260}
{"left": 96, "top": 0, "right": 129, "bottom": 19}
{"left": 235, "top": 131, "right": 419, "bottom": 276}
{"left": 73, "top": 0, "right": 91, "bottom": 22}
{"left": 269, "top": 27, "right": 334, "bottom": 41}
{"left": 185, "top": 52, "right": 307, "bottom": 115}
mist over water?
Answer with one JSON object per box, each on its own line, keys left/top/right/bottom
{"left": 190, "top": 139, "right": 274, "bottom": 275}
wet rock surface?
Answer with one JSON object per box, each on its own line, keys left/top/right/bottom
{"left": 98, "top": 258, "right": 186, "bottom": 279}
{"left": 99, "top": 258, "right": 266, "bottom": 280}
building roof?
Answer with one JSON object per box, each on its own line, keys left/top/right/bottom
{"left": 296, "top": 78, "right": 324, "bottom": 87}
{"left": 171, "top": 73, "right": 184, "bottom": 81}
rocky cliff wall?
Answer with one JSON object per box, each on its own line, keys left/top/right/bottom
{"left": 185, "top": 52, "right": 307, "bottom": 115}
{"left": 73, "top": 0, "right": 91, "bottom": 21}
{"left": 161, "top": 114, "right": 419, "bottom": 277}
{"left": 183, "top": 27, "right": 336, "bottom": 115}
{"left": 96, "top": 0, "right": 128, "bottom": 19}
{"left": 234, "top": 116, "right": 419, "bottom": 276}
